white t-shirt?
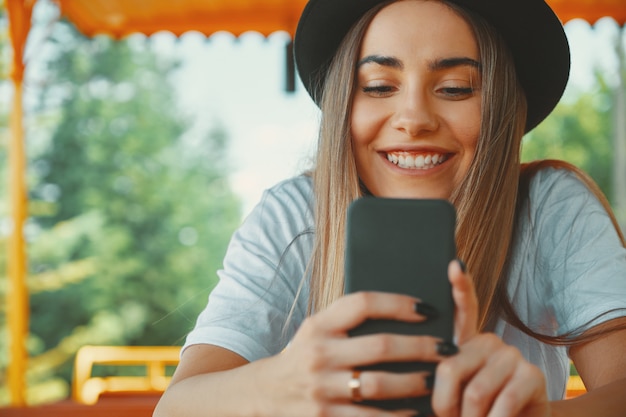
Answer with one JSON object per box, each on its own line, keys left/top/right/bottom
{"left": 184, "top": 167, "right": 626, "bottom": 400}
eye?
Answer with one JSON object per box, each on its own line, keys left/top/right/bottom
{"left": 361, "top": 85, "right": 396, "bottom": 97}
{"left": 435, "top": 84, "right": 478, "bottom": 100}
{"left": 440, "top": 86, "right": 475, "bottom": 97}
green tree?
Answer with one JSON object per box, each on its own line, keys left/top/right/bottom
{"left": 1, "top": 14, "right": 241, "bottom": 404}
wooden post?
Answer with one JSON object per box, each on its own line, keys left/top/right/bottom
{"left": 7, "top": 72, "right": 29, "bottom": 408}
{"left": 6, "top": 0, "right": 33, "bottom": 406}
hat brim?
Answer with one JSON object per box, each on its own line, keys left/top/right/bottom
{"left": 294, "top": 0, "right": 570, "bottom": 132}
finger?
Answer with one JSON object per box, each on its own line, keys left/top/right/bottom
{"left": 296, "top": 369, "right": 432, "bottom": 408}
{"left": 356, "top": 370, "right": 433, "bottom": 401}
{"left": 328, "top": 369, "right": 433, "bottom": 402}
{"left": 459, "top": 345, "right": 520, "bottom": 417}
{"left": 305, "top": 292, "right": 428, "bottom": 336}
{"left": 323, "top": 334, "right": 445, "bottom": 368}
{"left": 432, "top": 334, "right": 501, "bottom": 417}
{"left": 448, "top": 260, "right": 478, "bottom": 344}
{"left": 487, "top": 362, "right": 548, "bottom": 417}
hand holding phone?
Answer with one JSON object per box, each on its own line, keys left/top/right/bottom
{"left": 344, "top": 197, "right": 457, "bottom": 412}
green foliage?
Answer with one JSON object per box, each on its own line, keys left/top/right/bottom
{"left": 1, "top": 19, "right": 241, "bottom": 404}
{"left": 521, "top": 78, "right": 615, "bottom": 201}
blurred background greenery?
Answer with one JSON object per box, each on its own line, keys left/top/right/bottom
{"left": 0, "top": 7, "right": 241, "bottom": 405}
{"left": 1, "top": 1, "right": 625, "bottom": 407}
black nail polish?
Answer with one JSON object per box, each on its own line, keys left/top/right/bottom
{"left": 414, "top": 302, "right": 438, "bottom": 319}
{"left": 437, "top": 341, "right": 459, "bottom": 356}
{"left": 425, "top": 373, "right": 435, "bottom": 390}
{"left": 457, "top": 259, "right": 466, "bottom": 273}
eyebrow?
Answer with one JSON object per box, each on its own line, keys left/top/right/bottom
{"left": 357, "top": 55, "right": 403, "bottom": 69}
{"left": 429, "top": 57, "right": 481, "bottom": 71}
{"left": 357, "top": 55, "right": 481, "bottom": 71}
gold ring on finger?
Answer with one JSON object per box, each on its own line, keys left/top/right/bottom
{"left": 348, "top": 370, "right": 363, "bottom": 402}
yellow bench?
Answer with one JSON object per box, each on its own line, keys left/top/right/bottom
{"left": 72, "top": 345, "right": 181, "bottom": 405}
{"left": 72, "top": 345, "right": 585, "bottom": 404}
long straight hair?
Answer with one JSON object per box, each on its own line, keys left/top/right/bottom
{"left": 309, "top": 1, "right": 525, "bottom": 329}
{"left": 308, "top": 4, "right": 387, "bottom": 313}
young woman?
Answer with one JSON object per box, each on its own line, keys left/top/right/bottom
{"left": 154, "top": 1, "right": 626, "bottom": 416}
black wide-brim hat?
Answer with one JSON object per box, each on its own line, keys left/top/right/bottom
{"left": 294, "top": 0, "right": 571, "bottom": 133}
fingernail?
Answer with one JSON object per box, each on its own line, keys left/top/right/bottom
{"left": 425, "top": 373, "right": 435, "bottom": 390}
{"left": 414, "top": 302, "right": 438, "bottom": 319}
{"left": 457, "top": 259, "right": 466, "bottom": 273}
{"left": 437, "top": 341, "right": 459, "bottom": 356}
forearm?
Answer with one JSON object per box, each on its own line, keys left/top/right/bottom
{"left": 153, "top": 358, "right": 270, "bottom": 417}
{"left": 550, "top": 377, "right": 626, "bottom": 417}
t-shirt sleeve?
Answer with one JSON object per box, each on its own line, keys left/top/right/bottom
{"left": 529, "top": 168, "right": 626, "bottom": 336}
{"left": 183, "top": 177, "right": 314, "bottom": 361}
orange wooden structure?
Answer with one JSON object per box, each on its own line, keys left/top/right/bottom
{"left": 549, "top": 0, "right": 626, "bottom": 24}
{"left": 4, "top": 0, "right": 626, "bottom": 408}
{"left": 54, "top": 0, "right": 308, "bottom": 39}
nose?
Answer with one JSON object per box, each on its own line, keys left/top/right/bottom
{"left": 390, "top": 90, "right": 439, "bottom": 137}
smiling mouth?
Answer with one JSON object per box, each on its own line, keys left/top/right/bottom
{"left": 386, "top": 152, "right": 448, "bottom": 169}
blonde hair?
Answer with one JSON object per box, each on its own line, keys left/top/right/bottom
{"left": 308, "top": 4, "right": 387, "bottom": 313}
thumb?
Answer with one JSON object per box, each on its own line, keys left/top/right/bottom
{"left": 448, "top": 259, "right": 479, "bottom": 344}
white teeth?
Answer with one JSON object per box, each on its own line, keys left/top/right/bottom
{"left": 386, "top": 152, "right": 447, "bottom": 170}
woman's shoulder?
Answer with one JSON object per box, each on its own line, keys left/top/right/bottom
{"left": 515, "top": 162, "right": 626, "bottom": 336}
{"left": 522, "top": 161, "right": 602, "bottom": 218}
{"left": 526, "top": 162, "right": 587, "bottom": 198}
{"left": 516, "top": 160, "right": 623, "bottom": 262}
{"left": 264, "top": 174, "right": 314, "bottom": 201}
{"left": 519, "top": 160, "right": 622, "bottom": 256}
{"left": 240, "top": 174, "right": 315, "bottom": 239}
{"left": 255, "top": 174, "right": 314, "bottom": 219}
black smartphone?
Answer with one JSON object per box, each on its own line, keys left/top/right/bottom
{"left": 344, "top": 197, "right": 456, "bottom": 413}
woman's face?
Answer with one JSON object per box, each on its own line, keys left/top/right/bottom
{"left": 351, "top": 0, "right": 481, "bottom": 199}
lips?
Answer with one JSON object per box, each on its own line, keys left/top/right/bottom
{"left": 386, "top": 152, "right": 448, "bottom": 169}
